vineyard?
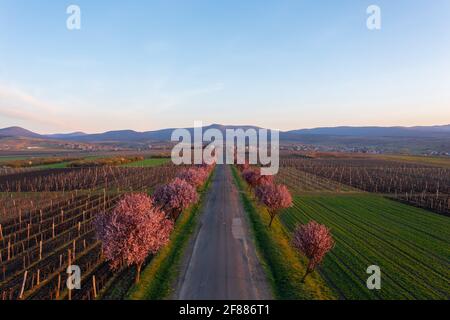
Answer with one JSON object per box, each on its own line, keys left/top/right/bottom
{"left": 280, "top": 157, "right": 450, "bottom": 215}
{"left": 279, "top": 194, "right": 450, "bottom": 299}
{"left": 0, "top": 168, "right": 38, "bottom": 177}
{"left": 276, "top": 167, "right": 359, "bottom": 194}
{"left": 0, "top": 164, "right": 182, "bottom": 300}
{"left": 0, "top": 166, "right": 177, "bottom": 192}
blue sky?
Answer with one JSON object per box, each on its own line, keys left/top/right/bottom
{"left": 0, "top": 0, "right": 449, "bottom": 133}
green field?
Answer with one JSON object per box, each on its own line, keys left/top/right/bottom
{"left": 34, "top": 162, "right": 71, "bottom": 169}
{"left": 121, "top": 158, "right": 170, "bottom": 167}
{"left": 0, "top": 156, "right": 29, "bottom": 162}
{"left": 280, "top": 194, "right": 450, "bottom": 299}
{"left": 0, "top": 156, "right": 169, "bottom": 169}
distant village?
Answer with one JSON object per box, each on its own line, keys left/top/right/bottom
{"left": 280, "top": 144, "right": 450, "bottom": 157}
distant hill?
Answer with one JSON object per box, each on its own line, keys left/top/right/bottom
{"left": 50, "top": 124, "right": 263, "bottom": 142}
{"left": 1, "top": 124, "right": 449, "bottom": 153}
{"left": 284, "top": 125, "right": 450, "bottom": 138}
{"left": 62, "top": 129, "right": 172, "bottom": 142}
{"left": 45, "top": 132, "right": 87, "bottom": 139}
{"left": 0, "top": 126, "right": 43, "bottom": 139}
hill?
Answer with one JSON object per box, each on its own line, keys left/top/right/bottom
{"left": 0, "top": 126, "right": 43, "bottom": 138}
{"left": 284, "top": 124, "right": 450, "bottom": 138}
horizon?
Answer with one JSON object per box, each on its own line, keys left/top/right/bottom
{"left": 1, "top": 1, "right": 450, "bottom": 133}
{"left": 1, "top": 122, "right": 450, "bottom": 136}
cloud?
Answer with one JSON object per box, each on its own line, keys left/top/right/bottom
{"left": 0, "top": 81, "right": 226, "bottom": 133}
{"left": 0, "top": 86, "right": 53, "bottom": 112}
{"left": 0, "top": 85, "right": 75, "bottom": 131}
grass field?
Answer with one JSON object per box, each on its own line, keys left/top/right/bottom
{"left": 0, "top": 156, "right": 169, "bottom": 169}
{"left": 280, "top": 194, "right": 450, "bottom": 299}
{"left": 121, "top": 158, "right": 170, "bottom": 167}
{"left": 0, "top": 156, "right": 29, "bottom": 162}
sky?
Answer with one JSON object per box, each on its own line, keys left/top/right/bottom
{"left": 0, "top": 0, "right": 449, "bottom": 134}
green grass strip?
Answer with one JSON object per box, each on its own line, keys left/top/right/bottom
{"left": 231, "top": 166, "right": 336, "bottom": 300}
{"left": 121, "top": 158, "right": 170, "bottom": 168}
{"left": 34, "top": 162, "right": 71, "bottom": 169}
{"left": 125, "top": 168, "right": 215, "bottom": 300}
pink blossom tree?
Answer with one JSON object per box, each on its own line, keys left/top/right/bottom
{"left": 95, "top": 193, "right": 173, "bottom": 283}
{"left": 177, "top": 168, "right": 207, "bottom": 188}
{"left": 195, "top": 166, "right": 210, "bottom": 184}
{"left": 242, "top": 167, "right": 274, "bottom": 187}
{"left": 292, "top": 221, "right": 335, "bottom": 282}
{"left": 257, "top": 171, "right": 274, "bottom": 186}
{"left": 197, "top": 163, "right": 215, "bottom": 173}
{"left": 152, "top": 178, "right": 198, "bottom": 220}
{"left": 237, "top": 161, "right": 250, "bottom": 172}
{"left": 255, "top": 183, "right": 293, "bottom": 228}
{"left": 242, "top": 168, "right": 260, "bottom": 188}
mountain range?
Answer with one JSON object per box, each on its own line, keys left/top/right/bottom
{"left": 1, "top": 124, "right": 449, "bottom": 142}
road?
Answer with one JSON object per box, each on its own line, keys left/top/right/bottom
{"left": 175, "top": 165, "right": 272, "bottom": 300}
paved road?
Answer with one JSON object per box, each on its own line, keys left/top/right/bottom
{"left": 175, "top": 165, "right": 272, "bottom": 300}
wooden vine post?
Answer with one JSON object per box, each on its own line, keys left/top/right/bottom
{"left": 92, "top": 275, "right": 97, "bottom": 299}
{"left": 19, "top": 271, "right": 28, "bottom": 299}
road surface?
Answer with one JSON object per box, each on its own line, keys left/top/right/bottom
{"left": 175, "top": 165, "right": 272, "bottom": 300}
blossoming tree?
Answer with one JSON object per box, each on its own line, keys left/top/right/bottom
{"left": 255, "top": 183, "right": 293, "bottom": 227}
{"left": 95, "top": 193, "right": 173, "bottom": 283}
{"left": 177, "top": 168, "right": 206, "bottom": 188}
{"left": 292, "top": 221, "right": 335, "bottom": 282}
{"left": 152, "top": 178, "right": 198, "bottom": 220}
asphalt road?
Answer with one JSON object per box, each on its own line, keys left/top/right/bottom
{"left": 175, "top": 165, "right": 272, "bottom": 300}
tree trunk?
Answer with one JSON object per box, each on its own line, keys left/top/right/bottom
{"left": 268, "top": 212, "right": 276, "bottom": 228}
{"left": 135, "top": 263, "right": 142, "bottom": 284}
{"left": 171, "top": 209, "right": 180, "bottom": 221}
{"left": 268, "top": 215, "right": 274, "bottom": 228}
{"left": 301, "top": 265, "right": 314, "bottom": 283}
{"left": 301, "top": 269, "right": 312, "bottom": 283}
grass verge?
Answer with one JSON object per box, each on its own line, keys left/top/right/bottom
{"left": 125, "top": 168, "right": 215, "bottom": 300}
{"left": 231, "top": 166, "right": 336, "bottom": 300}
